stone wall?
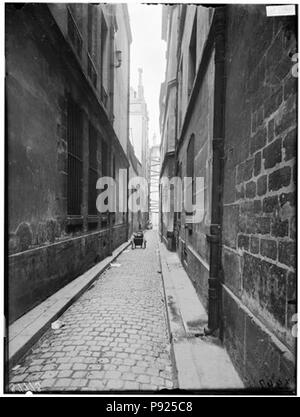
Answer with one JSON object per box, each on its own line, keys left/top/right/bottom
{"left": 176, "top": 47, "right": 215, "bottom": 310}
{"left": 6, "top": 5, "right": 129, "bottom": 323}
{"left": 222, "top": 5, "right": 296, "bottom": 388}
{"left": 9, "top": 224, "right": 127, "bottom": 323}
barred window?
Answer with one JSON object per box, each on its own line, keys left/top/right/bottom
{"left": 102, "top": 140, "right": 108, "bottom": 177}
{"left": 88, "top": 123, "right": 98, "bottom": 215}
{"left": 100, "top": 139, "right": 109, "bottom": 227}
{"left": 67, "top": 97, "right": 83, "bottom": 216}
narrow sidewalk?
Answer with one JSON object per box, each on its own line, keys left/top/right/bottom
{"left": 8, "top": 231, "right": 175, "bottom": 392}
{"left": 157, "top": 236, "right": 244, "bottom": 390}
{"left": 8, "top": 239, "right": 132, "bottom": 369}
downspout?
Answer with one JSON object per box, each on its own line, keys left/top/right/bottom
{"left": 205, "top": 6, "right": 226, "bottom": 335}
{"left": 126, "top": 26, "right": 131, "bottom": 241}
{"left": 108, "top": 7, "right": 115, "bottom": 256}
{"left": 126, "top": 165, "right": 129, "bottom": 239}
{"left": 108, "top": 4, "right": 116, "bottom": 124}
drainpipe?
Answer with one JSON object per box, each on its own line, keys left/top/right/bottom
{"left": 108, "top": 145, "right": 113, "bottom": 256}
{"left": 206, "top": 7, "right": 226, "bottom": 335}
{"left": 126, "top": 25, "right": 131, "bottom": 241}
{"left": 126, "top": 166, "right": 129, "bottom": 240}
{"left": 109, "top": 4, "right": 115, "bottom": 124}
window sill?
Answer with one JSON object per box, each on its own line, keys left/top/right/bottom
{"left": 87, "top": 215, "right": 99, "bottom": 223}
{"left": 67, "top": 215, "right": 83, "bottom": 225}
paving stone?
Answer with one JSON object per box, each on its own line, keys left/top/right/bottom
{"left": 147, "top": 368, "right": 160, "bottom": 377}
{"left": 40, "top": 378, "right": 56, "bottom": 389}
{"left": 87, "top": 371, "right": 105, "bottom": 379}
{"left": 8, "top": 232, "right": 175, "bottom": 392}
{"left": 118, "top": 365, "right": 130, "bottom": 373}
{"left": 103, "top": 364, "right": 117, "bottom": 371}
{"left": 123, "top": 381, "right": 140, "bottom": 390}
{"left": 151, "top": 376, "right": 164, "bottom": 386}
{"left": 106, "top": 379, "right": 124, "bottom": 390}
{"left": 41, "top": 371, "right": 58, "bottom": 379}
{"left": 132, "top": 366, "right": 147, "bottom": 374}
{"left": 10, "top": 373, "right": 29, "bottom": 384}
{"left": 105, "top": 370, "right": 121, "bottom": 379}
{"left": 140, "top": 383, "right": 157, "bottom": 391}
{"left": 72, "top": 371, "right": 87, "bottom": 378}
{"left": 137, "top": 374, "right": 151, "bottom": 384}
{"left": 70, "top": 379, "right": 87, "bottom": 388}
{"left": 72, "top": 363, "right": 87, "bottom": 371}
{"left": 123, "top": 358, "right": 136, "bottom": 366}
{"left": 55, "top": 378, "right": 72, "bottom": 388}
{"left": 122, "top": 372, "right": 136, "bottom": 381}
{"left": 88, "top": 380, "right": 106, "bottom": 390}
{"left": 42, "top": 364, "right": 58, "bottom": 371}
{"left": 164, "top": 379, "right": 174, "bottom": 389}
{"left": 58, "top": 370, "right": 73, "bottom": 378}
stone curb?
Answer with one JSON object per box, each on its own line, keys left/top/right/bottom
{"left": 156, "top": 235, "right": 184, "bottom": 390}
{"left": 8, "top": 239, "right": 132, "bottom": 369}
{"left": 157, "top": 237, "right": 244, "bottom": 391}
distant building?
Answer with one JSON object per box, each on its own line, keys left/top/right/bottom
{"left": 6, "top": 3, "right": 131, "bottom": 322}
{"left": 159, "top": 5, "right": 179, "bottom": 250}
{"left": 127, "top": 140, "right": 144, "bottom": 235}
{"left": 149, "top": 135, "right": 160, "bottom": 229}
{"left": 129, "top": 68, "right": 150, "bottom": 228}
{"left": 159, "top": 4, "right": 296, "bottom": 388}
{"left": 129, "top": 69, "right": 149, "bottom": 179}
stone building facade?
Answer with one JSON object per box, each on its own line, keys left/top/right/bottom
{"left": 6, "top": 4, "right": 131, "bottom": 323}
{"left": 129, "top": 68, "right": 150, "bottom": 229}
{"left": 130, "top": 69, "right": 150, "bottom": 179}
{"left": 149, "top": 138, "right": 160, "bottom": 229}
{"left": 159, "top": 4, "right": 297, "bottom": 389}
{"left": 159, "top": 5, "right": 179, "bottom": 249}
{"left": 127, "top": 139, "right": 144, "bottom": 236}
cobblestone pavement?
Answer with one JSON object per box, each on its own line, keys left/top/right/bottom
{"left": 9, "top": 231, "right": 176, "bottom": 393}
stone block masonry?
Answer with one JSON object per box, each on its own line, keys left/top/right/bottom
{"left": 158, "top": 3, "right": 296, "bottom": 391}
{"left": 9, "top": 225, "right": 127, "bottom": 324}
{"left": 222, "top": 6, "right": 296, "bottom": 389}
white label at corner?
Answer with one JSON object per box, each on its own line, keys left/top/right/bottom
{"left": 266, "top": 5, "right": 296, "bottom": 17}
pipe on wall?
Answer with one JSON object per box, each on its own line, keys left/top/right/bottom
{"left": 206, "top": 6, "right": 226, "bottom": 334}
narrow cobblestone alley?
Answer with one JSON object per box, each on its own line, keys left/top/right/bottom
{"left": 9, "top": 231, "right": 176, "bottom": 392}
{"left": 5, "top": 3, "right": 297, "bottom": 396}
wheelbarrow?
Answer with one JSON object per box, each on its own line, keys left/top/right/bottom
{"left": 131, "top": 231, "right": 146, "bottom": 249}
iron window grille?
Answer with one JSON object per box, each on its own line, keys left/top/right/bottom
{"left": 100, "top": 140, "right": 109, "bottom": 227}
{"left": 67, "top": 97, "right": 83, "bottom": 216}
{"left": 88, "top": 123, "right": 98, "bottom": 216}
